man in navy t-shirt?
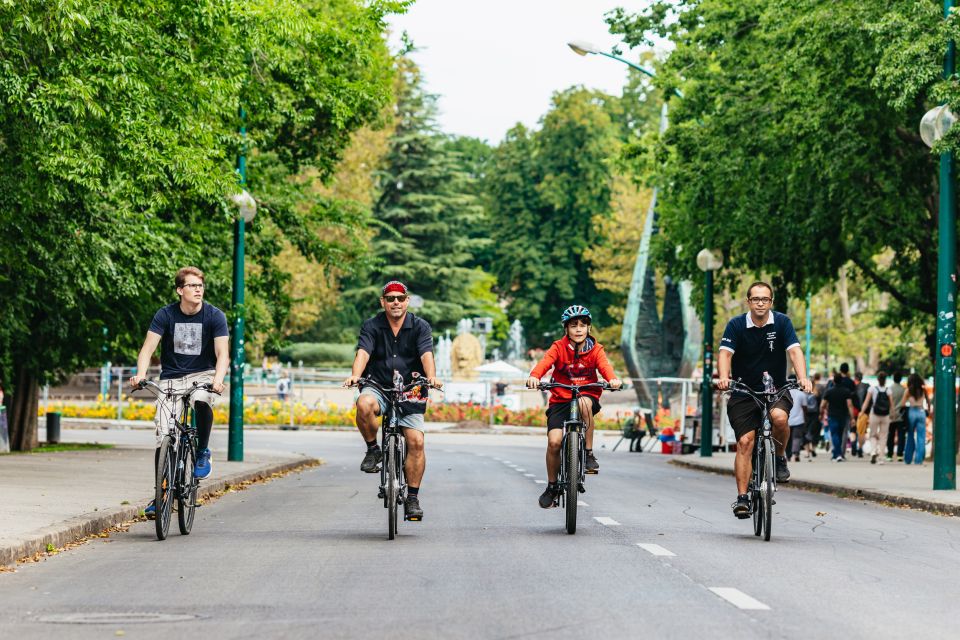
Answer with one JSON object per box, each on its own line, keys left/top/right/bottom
{"left": 717, "top": 281, "right": 812, "bottom": 519}
{"left": 130, "top": 267, "right": 229, "bottom": 517}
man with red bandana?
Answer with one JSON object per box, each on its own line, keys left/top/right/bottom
{"left": 526, "top": 305, "right": 622, "bottom": 509}
{"left": 344, "top": 280, "right": 441, "bottom": 521}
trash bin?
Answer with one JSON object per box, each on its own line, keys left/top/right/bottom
{"left": 46, "top": 411, "right": 61, "bottom": 444}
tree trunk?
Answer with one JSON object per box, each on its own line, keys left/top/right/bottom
{"left": 9, "top": 365, "right": 39, "bottom": 451}
{"left": 835, "top": 266, "right": 866, "bottom": 372}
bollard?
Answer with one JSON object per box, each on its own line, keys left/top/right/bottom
{"left": 46, "top": 412, "right": 62, "bottom": 444}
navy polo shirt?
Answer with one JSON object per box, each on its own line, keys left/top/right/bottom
{"left": 356, "top": 311, "right": 434, "bottom": 389}
{"left": 719, "top": 311, "right": 801, "bottom": 392}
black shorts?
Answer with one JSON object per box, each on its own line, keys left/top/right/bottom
{"left": 546, "top": 397, "right": 601, "bottom": 430}
{"left": 727, "top": 393, "right": 793, "bottom": 441}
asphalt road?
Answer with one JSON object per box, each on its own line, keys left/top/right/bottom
{"left": 2, "top": 429, "right": 959, "bottom": 639}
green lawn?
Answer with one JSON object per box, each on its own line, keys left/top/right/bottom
{"left": 2, "top": 442, "right": 114, "bottom": 455}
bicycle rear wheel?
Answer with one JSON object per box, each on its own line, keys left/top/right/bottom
{"left": 564, "top": 432, "right": 579, "bottom": 535}
{"left": 155, "top": 437, "right": 175, "bottom": 541}
{"left": 177, "top": 439, "right": 197, "bottom": 535}
{"left": 762, "top": 442, "right": 775, "bottom": 541}
{"left": 752, "top": 443, "right": 763, "bottom": 537}
{"left": 386, "top": 436, "right": 398, "bottom": 540}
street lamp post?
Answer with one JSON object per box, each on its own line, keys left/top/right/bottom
{"left": 697, "top": 249, "right": 723, "bottom": 457}
{"left": 229, "top": 107, "right": 256, "bottom": 463}
{"left": 919, "top": 0, "right": 958, "bottom": 490}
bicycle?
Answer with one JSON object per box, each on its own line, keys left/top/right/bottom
{"left": 538, "top": 381, "right": 616, "bottom": 535}
{"left": 351, "top": 372, "right": 439, "bottom": 540}
{"left": 723, "top": 378, "right": 797, "bottom": 541}
{"left": 137, "top": 380, "right": 219, "bottom": 541}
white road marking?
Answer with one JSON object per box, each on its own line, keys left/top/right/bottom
{"left": 535, "top": 480, "right": 547, "bottom": 484}
{"left": 503, "top": 461, "right": 512, "bottom": 464}
{"left": 493, "top": 457, "right": 502, "bottom": 461}
{"left": 516, "top": 468, "right": 526, "bottom": 472}
{"left": 593, "top": 517, "right": 620, "bottom": 526}
{"left": 709, "top": 588, "right": 770, "bottom": 610}
{"left": 577, "top": 500, "right": 589, "bottom": 507}
{"left": 524, "top": 473, "right": 535, "bottom": 478}
{"left": 637, "top": 543, "right": 675, "bottom": 557}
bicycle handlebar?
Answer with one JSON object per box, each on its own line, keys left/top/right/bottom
{"left": 136, "top": 379, "right": 221, "bottom": 398}
{"left": 537, "top": 381, "right": 618, "bottom": 392}
{"left": 715, "top": 379, "right": 798, "bottom": 405}
{"left": 350, "top": 376, "right": 441, "bottom": 394}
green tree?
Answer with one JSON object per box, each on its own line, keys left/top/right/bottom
{"left": 0, "top": 0, "right": 402, "bottom": 450}
{"left": 487, "top": 88, "right": 619, "bottom": 346}
{"left": 606, "top": 1, "right": 947, "bottom": 354}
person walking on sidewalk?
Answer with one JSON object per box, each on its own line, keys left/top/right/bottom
{"left": 343, "top": 280, "right": 441, "bottom": 521}
{"left": 787, "top": 376, "right": 808, "bottom": 462}
{"left": 802, "top": 372, "right": 823, "bottom": 459}
{"left": 861, "top": 371, "right": 892, "bottom": 464}
{"left": 821, "top": 372, "right": 856, "bottom": 462}
{"left": 717, "top": 282, "right": 812, "bottom": 519}
{"left": 852, "top": 371, "right": 870, "bottom": 458}
{"left": 129, "top": 266, "right": 229, "bottom": 518}
{"left": 885, "top": 371, "right": 907, "bottom": 461}
{"left": 900, "top": 373, "right": 932, "bottom": 465}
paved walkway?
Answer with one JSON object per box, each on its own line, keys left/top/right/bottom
{"left": 672, "top": 452, "right": 960, "bottom": 515}
{"left": 0, "top": 446, "right": 317, "bottom": 566}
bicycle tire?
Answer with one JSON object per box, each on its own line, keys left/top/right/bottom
{"left": 386, "top": 436, "right": 398, "bottom": 540}
{"left": 752, "top": 441, "right": 763, "bottom": 537}
{"left": 177, "top": 439, "right": 197, "bottom": 536}
{"left": 762, "top": 441, "right": 775, "bottom": 541}
{"left": 565, "top": 431, "right": 579, "bottom": 535}
{"left": 155, "top": 437, "right": 175, "bottom": 541}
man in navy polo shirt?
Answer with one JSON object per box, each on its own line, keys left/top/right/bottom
{"left": 344, "top": 280, "right": 441, "bottom": 522}
{"left": 717, "top": 281, "right": 812, "bottom": 519}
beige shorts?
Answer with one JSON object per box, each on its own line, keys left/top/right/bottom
{"left": 153, "top": 370, "right": 217, "bottom": 445}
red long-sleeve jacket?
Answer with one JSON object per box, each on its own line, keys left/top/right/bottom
{"left": 529, "top": 336, "right": 617, "bottom": 404}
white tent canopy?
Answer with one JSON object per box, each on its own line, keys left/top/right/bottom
{"left": 474, "top": 360, "right": 526, "bottom": 377}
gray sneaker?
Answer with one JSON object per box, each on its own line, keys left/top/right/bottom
{"left": 585, "top": 451, "right": 599, "bottom": 474}
{"left": 404, "top": 496, "right": 423, "bottom": 521}
{"left": 775, "top": 456, "right": 790, "bottom": 483}
{"left": 360, "top": 448, "right": 382, "bottom": 473}
{"left": 538, "top": 485, "right": 559, "bottom": 509}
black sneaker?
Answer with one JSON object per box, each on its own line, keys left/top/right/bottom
{"left": 775, "top": 456, "right": 791, "bottom": 483}
{"left": 404, "top": 496, "right": 423, "bottom": 521}
{"left": 360, "top": 448, "right": 382, "bottom": 473}
{"left": 732, "top": 494, "right": 750, "bottom": 519}
{"left": 538, "top": 485, "right": 560, "bottom": 509}
{"left": 585, "top": 451, "right": 599, "bottom": 474}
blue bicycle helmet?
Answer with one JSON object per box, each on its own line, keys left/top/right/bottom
{"left": 560, "top": 304, "right": 592, "bottom": 326}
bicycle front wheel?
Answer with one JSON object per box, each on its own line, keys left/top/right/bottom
{"left": 752, "top": 443, "right": 763, "bottom": 537}
{"left": 177, "top": 440, "right": 197, "bottom": 536}
{"left": 386, "top": 436, "right": 398, "bottom": 540}
{"left": 565, "top": 432, "right": 579, "bottom": 535}
{"left": 762, "top": 441, "right": 775, "bottom": 541}
{"left": 155, "top": 437, "right": 175, "bottom": 541}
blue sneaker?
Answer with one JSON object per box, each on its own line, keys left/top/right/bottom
{"left": 143, "top": 499, "right": 156, "bottom": 519}
{"left": 195, "top": 448, "right": 212, "bottom": 479}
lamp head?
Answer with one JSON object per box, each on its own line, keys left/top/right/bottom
{"left": 696, "top": 249, "right": 723, "bottom": 272}
{"left": 230, "top": 189, "right": 257, "bottom": 223}
{"left": 920, "top": 105, "right": 956, "bottom": 148}
{"left": 567, "top": 40, "right": 599, "bottom": 56}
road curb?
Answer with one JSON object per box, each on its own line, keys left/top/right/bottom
{"left": 670, "top": 458, "right": 960, "bottom": 517}
{"left": 1, "top": 455, "right": 320, "bottom": 567}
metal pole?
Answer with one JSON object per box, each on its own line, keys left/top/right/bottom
{"left": 700, "top": 269, "right": 714, "bottom": 457}
{"left": 805, "top": 292, "right": 812, "bottom": 373}
{"left": 116, "top": 370, "right": 124, "bottom": 421}
{"left": 934, "top": 0, "right": 958, "bottom": 489}
{"left": 228, "top": 106, "right": 247, "bottom": 462}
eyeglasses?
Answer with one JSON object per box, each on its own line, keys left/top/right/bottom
{"left": 182, "top": 283, "right": 205, "bottom": 290}
{"left": 383, "top": 295, "right": 407, "bottom": 303}
{"left": 748, "top": 296, "right": 772, "bottom": 305}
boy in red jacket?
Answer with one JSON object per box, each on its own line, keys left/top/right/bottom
{"left": 526, "top": 305, "right": 622, "bottom": 508}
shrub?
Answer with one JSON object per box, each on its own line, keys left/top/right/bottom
{"left": 278, "top": 342, "right": 355, "bottom": 367}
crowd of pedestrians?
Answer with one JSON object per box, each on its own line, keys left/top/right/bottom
{"left": 784, "top": 363, "right": 932, "bottom": 465}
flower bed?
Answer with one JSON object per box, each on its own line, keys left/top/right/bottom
{"left": 39, "top": 400, "right": 623, "bottom": 429}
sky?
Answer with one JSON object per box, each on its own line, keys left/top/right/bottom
{"left": 388, "top": 0, "right": 654, "bottom": 145}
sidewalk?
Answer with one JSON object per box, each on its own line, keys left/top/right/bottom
{"left": 672, "top": 452, "right": 960, "bottom": 516}
{"left": 0, "top": 446, "right": 318, "bottom": 566}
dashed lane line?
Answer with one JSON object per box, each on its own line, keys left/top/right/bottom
{"left": 593, "top": 517, "right": 620, "bottom": 526}
{"left": 708, "top": 588, "right": 770, "bottom": 611}
{"left": 524, "top": 474, "right": 535, "bottom": 478}
{"left": 577, "top": 500, "right": 589, "bottom": 507}
{"left": 637, "top": 543, "right": 676, "bottom": 557}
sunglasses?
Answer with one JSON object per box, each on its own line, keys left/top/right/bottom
{"left": 383, "top": 295, "right": 407, "bottom": 303}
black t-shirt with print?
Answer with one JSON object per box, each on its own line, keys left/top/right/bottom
{"left": 149, "top": 302, "right": 229, "bottom": 380}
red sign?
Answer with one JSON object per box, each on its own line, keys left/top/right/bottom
{"left": 941, "top": 344, "right": 954, "bottom": 357}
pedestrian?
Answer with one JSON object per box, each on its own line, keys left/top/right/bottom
{"left": 837, "top": 363, "right": 857, "bottom": 458}
{"left": 861, "top": 370, "right": 892, "bottom": 464}
{"left": 885, "top": 371, "right": 907, "bottom": 461}
{"left": 787, "top": 376, "right": 807, "bottom": 462}
{"left": 851, "top": 371, "right": 869, "bottom": 458}
{"left": 821, "top": 372, "right": 855, "bottom": 462}
{"left": 900, "top": 373, "right": 932, "bottom": 465}
{"left": 277, "top": 374, "right": 290, "bottom": 401}
{"left": 803, "top": 372, "right": 823, "bottom": 459}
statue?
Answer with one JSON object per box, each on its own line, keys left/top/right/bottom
{"left": 505, "top": 319, "right": 526, "bottom": 362}
{"left": 451, "top": 332, "right": 484, "bottom": 380}
{"left": 436, "top": 333, "right": 453, "bottom": 380}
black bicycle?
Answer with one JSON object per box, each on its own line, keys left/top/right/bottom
{"left": 137, "top": 380, "right": 218, "bottom": 541}
{"left": 538, "top": 381, "right": 616, "bottom": 535}
{"left": 725, "top": 379, "right": 797, "bottom": 541}
{"left": 352, "top": 373, "right": 439, "bottom": 540}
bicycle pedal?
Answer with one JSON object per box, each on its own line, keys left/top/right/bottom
{"left": 404, "top": 515, "right": 422, "bottom": 522}
{"left": 585, "top": 469, "right": 598, "bottom": 475}
{"left": 365, "top": 467, "right": 381, "bottom": 474}
{"left": 577, "top": 484, "right": 586, "bottom": 493}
